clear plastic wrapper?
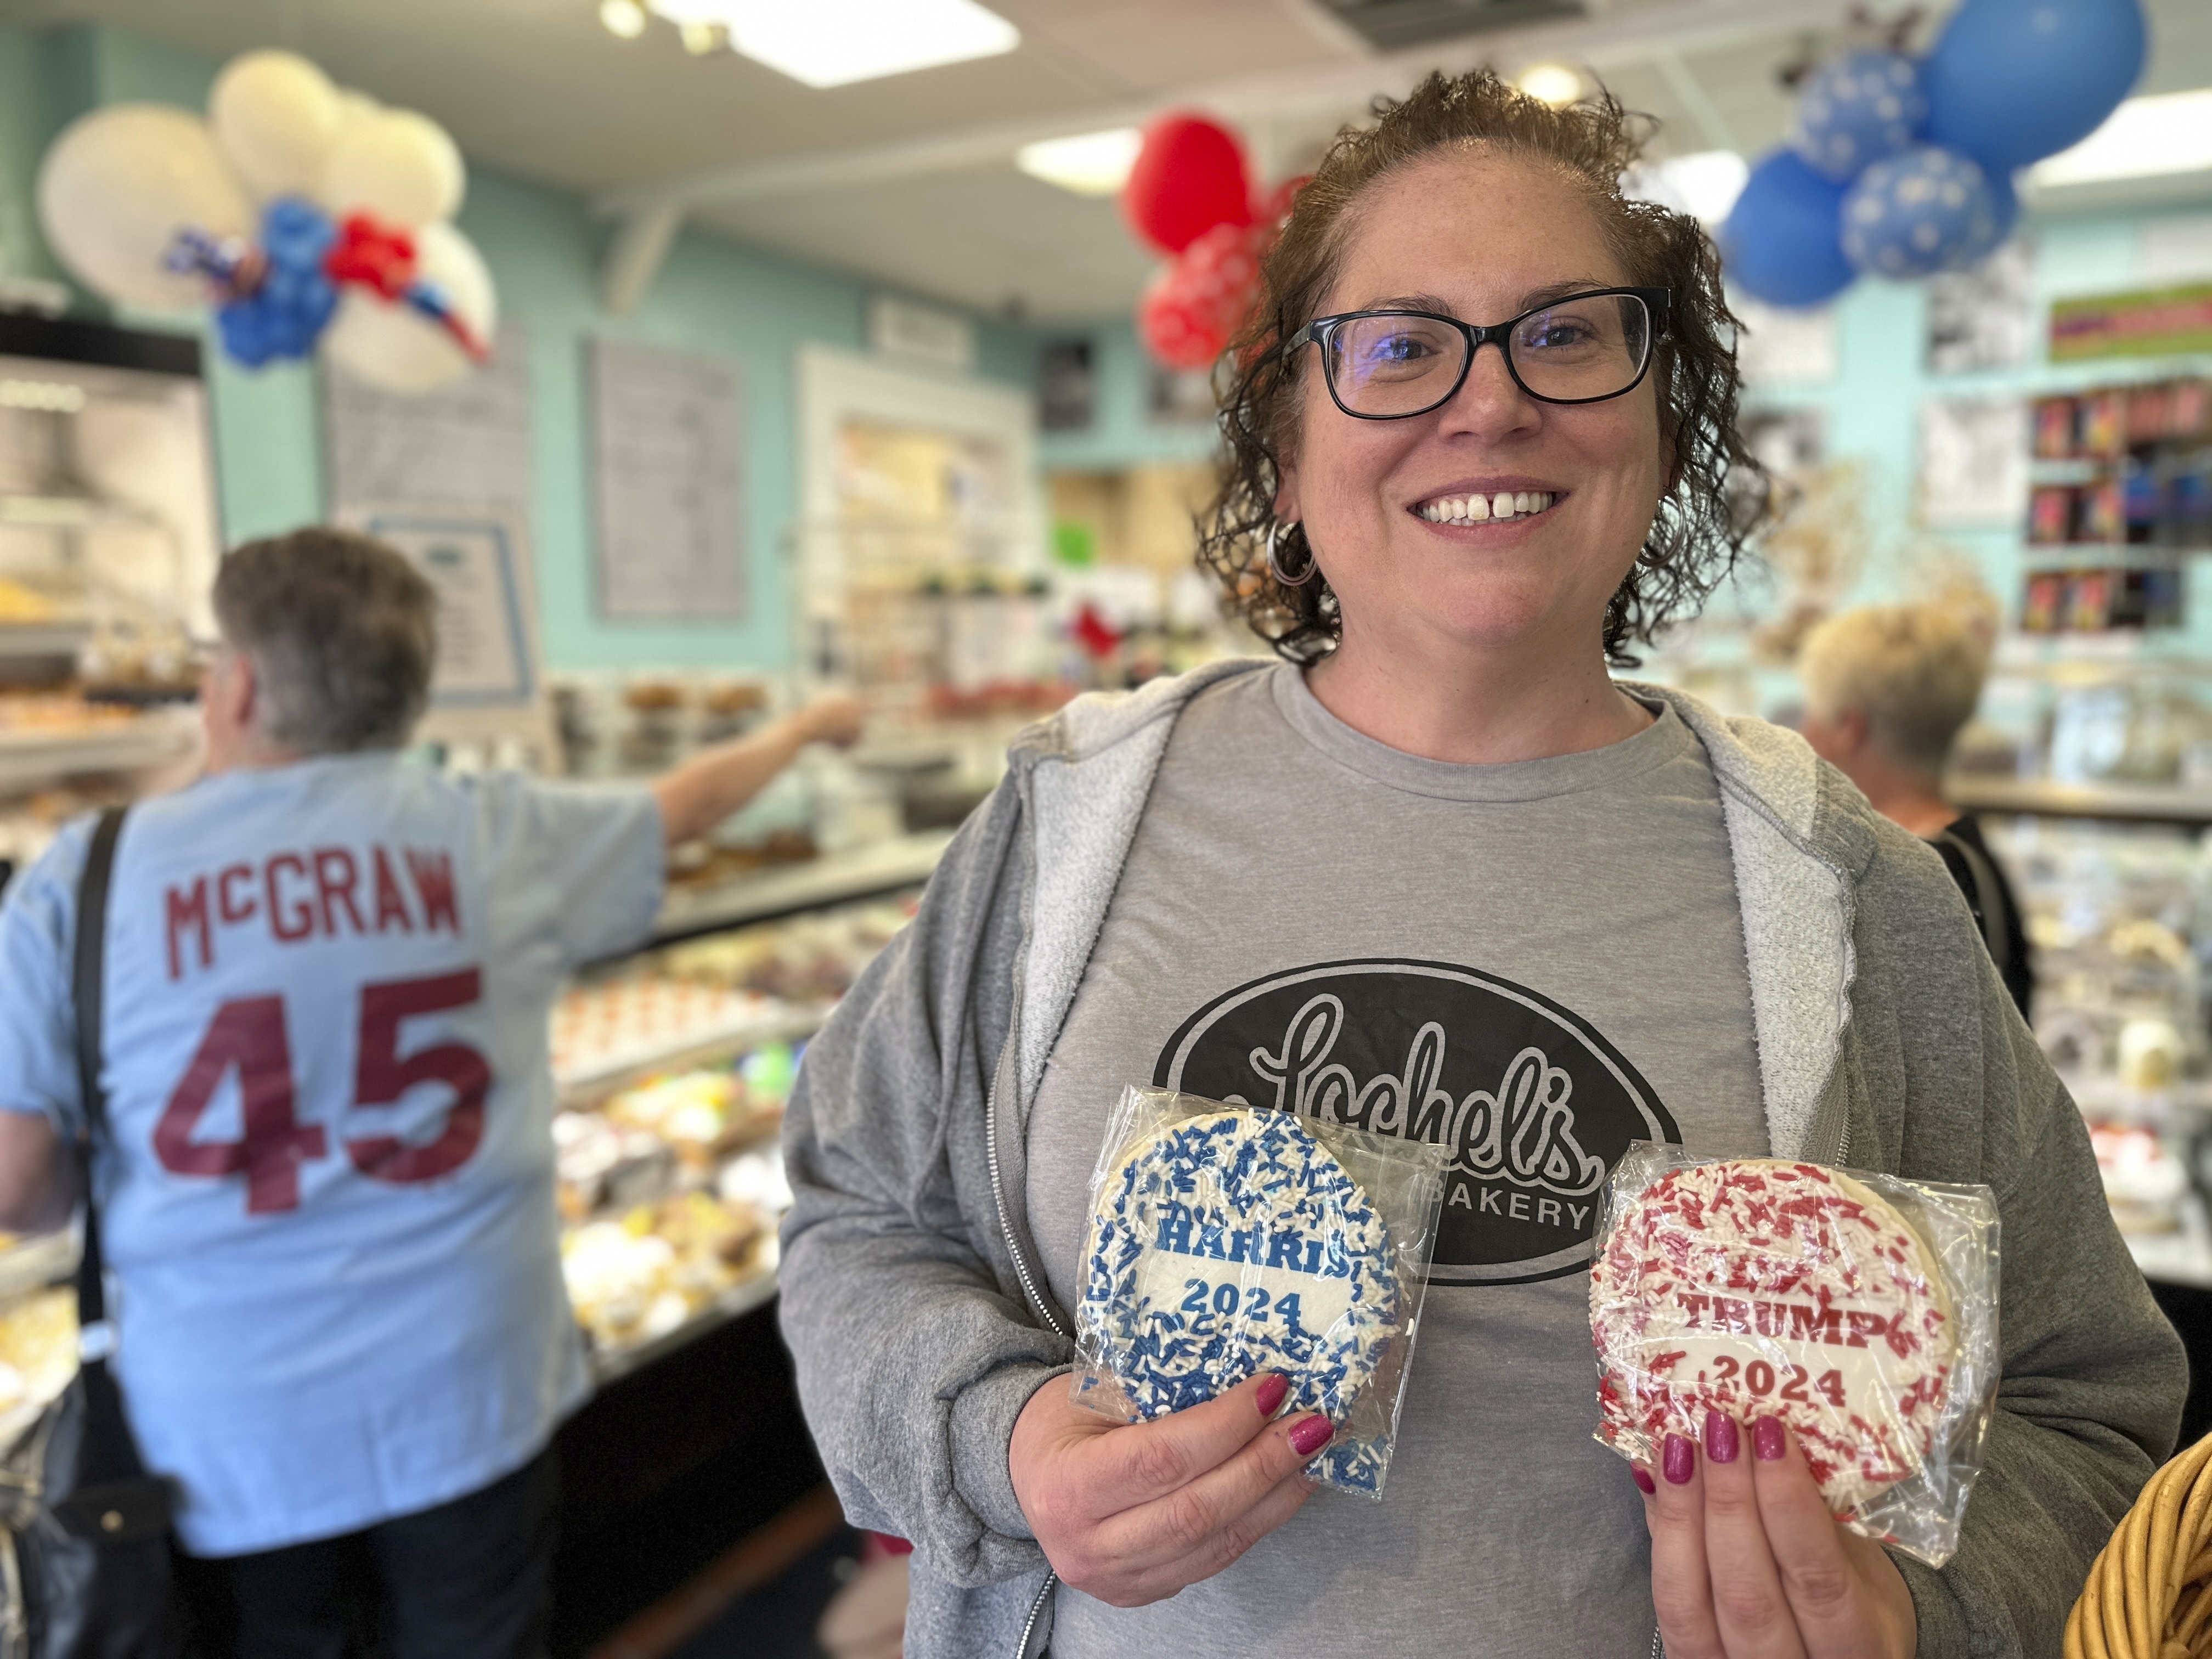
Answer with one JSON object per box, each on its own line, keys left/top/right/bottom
{"left": 1069, "top": 1086, "right": 1449, "bottom": 1498}
{"left": 1589, "top": 1143, "right": 2000, "bottom": 1566}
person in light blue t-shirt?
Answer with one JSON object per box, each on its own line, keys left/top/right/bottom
{"left": 0, "top": 527, "right": 861, "bottom": 1658}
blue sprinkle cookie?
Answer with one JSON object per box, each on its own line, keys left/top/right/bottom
{"left": 1078, "top": 1109, "right": 1402, "bottom": 1429}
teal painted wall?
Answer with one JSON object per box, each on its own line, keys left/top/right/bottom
{"left": 1025, "top": 318, "right": 1220, "bottom": 473}
{"left": 0, "top": 21, "right": 1034, "bottom": 673}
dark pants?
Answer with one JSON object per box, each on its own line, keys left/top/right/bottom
{"left": 174, "top": 1447, "right": 559, "bottom": 1659}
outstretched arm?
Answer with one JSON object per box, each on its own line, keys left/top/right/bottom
{"left": 651, "top": 695, "right": 864, "bottom": 848}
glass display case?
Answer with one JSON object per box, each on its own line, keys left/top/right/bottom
{"left": 0, "top": 315, "right": 218, "bottom": 893}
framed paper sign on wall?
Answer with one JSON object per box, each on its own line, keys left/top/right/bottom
{"left": 588, "top": 336, "right": 747, "bottom": 622}
{"left": 341, "top": 503, "right": 562, "bottom": 769}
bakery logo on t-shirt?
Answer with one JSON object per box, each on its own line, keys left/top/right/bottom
{"left": 1153, "top": 958, "right": 1679, "bottom": 1286}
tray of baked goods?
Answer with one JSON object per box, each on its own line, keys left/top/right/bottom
{"left": 557, "top": 1042, "right": 800, "bottom": 1379}
{"left": 550, "top": 887, "right": 919, "bottom": 1106}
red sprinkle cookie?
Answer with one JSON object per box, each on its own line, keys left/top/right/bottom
{"left": 1590, "top": 1158, "right": 1955, "bottom": 1512}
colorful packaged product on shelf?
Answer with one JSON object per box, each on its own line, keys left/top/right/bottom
{"left": 2066, "top": 568, "right": 2113, "bottom": 631}
{"left": 1069, "top": 1087, "right": 1448, "bottom": 1499}
{"left": 2021, "top": 571, "right": 2066, "bottom": 634}
{"left": 1589, "top": 1146, "right": 1999, "bottom": 1567}
{"left": 2171, "top": 379, "right": 2210, "bottom": 439}
{"left": 2080, "top": 478, "right": 2126, "bottom": 545}
{"left": 2082, "top": 389, "right": 2130, "bottom": 459}
{"left": 2029, "top": 486, "right": 2076, "bottom": 545}
{"left": 2034, "top": 396, "right": 2079, "bottom": 460}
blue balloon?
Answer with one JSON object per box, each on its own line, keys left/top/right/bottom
{"left": 1962, "top": 165, "right": 2020, "bottom": 261}
{"left": 1719, "top": 149, "right": 1854, "bottom": 308}
{"left": 215, "top": 198, "right": 339, "bottom": 369}
{"left": 260, "top": 196, "right": 336, "bottom": 274}
{"left": 1840, "top": 145, "right": 2004, "bottom": 279}
{"left": 1922, "top": 0, "right": 2147, "bottom": 172}
{"left": 1790, "top": 50, "right": 1928, "bottom": 183}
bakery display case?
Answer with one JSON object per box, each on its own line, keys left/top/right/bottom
{"left": 549, "top": 883, "right": 926, "bottom": 1379}
{"left": 0, "top": 316, "right": 218, "bottom": 899}
{"left": 1979, "top": 810, "right": 2212, "bottom": 1290}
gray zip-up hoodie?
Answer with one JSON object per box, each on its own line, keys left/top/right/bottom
{"left": 780, "top": 661, "right": 2185, "bottom": 1659}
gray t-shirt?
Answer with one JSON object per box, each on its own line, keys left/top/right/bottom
{"left": 1026, "top": 663, "right": 1769, "bottom": 1657}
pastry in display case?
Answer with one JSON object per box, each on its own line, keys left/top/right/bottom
{"left": 555, "top": 1046, "right": 798, "bottom": 1363}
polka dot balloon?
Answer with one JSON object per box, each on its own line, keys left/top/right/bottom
{"left": 1839, "top": 145, "right": 2003, "bottom": 279}
{"left": 1790, "top": 49, "right": 1928, "bottom": 184}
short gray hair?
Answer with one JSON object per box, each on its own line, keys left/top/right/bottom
{"left": 1799, "top": 603, "right": 1990, "bottom": 776}
{"left": 212, "top": 527, "right": 436, "bottom": 753}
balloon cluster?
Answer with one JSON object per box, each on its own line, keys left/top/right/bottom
{"left": 1124, "top": 115, "right": 1295, "bottom": 371}
{"left": 1720, "top": 0, "right": 2146, "bottom": 308}
{"left": 36, "top": 50, "right": 498, "bottom": 394}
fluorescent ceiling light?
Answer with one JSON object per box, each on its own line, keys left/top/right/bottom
{"left": 1516, "top": 62, "right": 1585, "bottom": 109}
{"left": 648, "top": 0, "right": 1019, "bottom": 88}
{"left": 1625, "top": 150, "right": 1749, "bottom": 225}
{"left": 1017, "top": 129, "right": 1144, "bottom": 198}
{"left": 2030, "top": 89, "right": 2212, "bottom": 187}
{"left": 600, "top": 0, "right": 647, "bottom": 38}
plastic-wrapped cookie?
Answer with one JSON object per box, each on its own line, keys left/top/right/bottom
{"left": 1590, "top": 1158, "right": 1956, "bottom": 1512}
{"left": 1080, "top": 1109, "right": 1401, "bottom": 1430}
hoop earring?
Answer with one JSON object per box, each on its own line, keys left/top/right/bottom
{"left": 1266, "top": 520, "right": 1317, "bottom": 587}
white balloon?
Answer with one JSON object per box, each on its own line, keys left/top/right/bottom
{"left": 335, "top": 89, "right": 383, "bottom": 136}
{"left": 318, "top": 109, "right": 464, "bottom": 228}
{"left": 37, "top": 105, "right": 255, "bottom": 312}
{"left": 320, "top": 221, "right": 496, "bottom": 395}
{"left": 209, "top": 49, "right": 341, "bottom": 200}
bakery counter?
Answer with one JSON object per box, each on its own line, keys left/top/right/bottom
{"left": 646, "top": 829, "right": 952, "bottom": 951}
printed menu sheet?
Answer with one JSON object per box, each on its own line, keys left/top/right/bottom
{"left": 588, "top": 337, "right": 747, "bottom": 622}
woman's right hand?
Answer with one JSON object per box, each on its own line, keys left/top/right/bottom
{"left": 1008, "top": 1371, "right": 1330, "bottom": 1607}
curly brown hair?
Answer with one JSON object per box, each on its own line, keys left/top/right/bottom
{"left": 1200, "top": 69, "right": 1769, "bottom": 666}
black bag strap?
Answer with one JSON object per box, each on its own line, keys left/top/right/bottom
{"left": 70, "top": 807, "right": 126, "bottom": 1340}
{"left": 1935, "top": 826, "right": 2013, "bottom": 984}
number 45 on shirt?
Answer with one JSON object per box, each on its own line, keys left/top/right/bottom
{"left": 154, "top": 969, "right": 492, "bottom": 1214}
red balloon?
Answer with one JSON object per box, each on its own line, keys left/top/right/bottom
{"left": 1137, "top": 221, "right": 1263, "bottom": 370}
{"left": 1122, "top": 112, "right": 1251, "bottom": 255}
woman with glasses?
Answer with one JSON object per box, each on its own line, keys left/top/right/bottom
{"left": 778, "top": 70, "right": 2180, "bottom": 1659}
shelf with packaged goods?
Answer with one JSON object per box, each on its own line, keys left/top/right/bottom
{"left": 0, "top": 715, "right": 196, "bottom": 795}
{"left": 0, "top": 624, "right": 87, "bottom": 661}
{"left": 0, "top": 493, "right": 160, "bottom": 530}
{"left": 645, "top": 827, "right": 953, "bottom": 951}
{"left": 554, "top": 1004, "right": 826, "bottom": 1114}
{"left": 1947, "top": 775, "right": 2212, "bottom": 826}
{"left": 2129, "top": 1210, "right": 2212, "bottom": 1291}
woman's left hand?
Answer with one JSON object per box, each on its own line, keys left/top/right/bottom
{"left": 1640, "top": 1410, "right": 1917, "bottom": 1659}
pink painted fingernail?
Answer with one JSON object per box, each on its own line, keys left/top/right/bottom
{"left": 1255, "top": 1374, "right": 1289, "bottom": 1418}
{"left": 1754, "top": 1417, "right": 1786, "bottom": 1462}
{"left": 1704, "top": 1409, "right": 1739, "bottom": 1464}
{"left": 1662, "top": 1433, "right": 1696, "bottom": 1485}
{"left": 1288, "top": 1415, "right": 1333, "bottom": 1458}
{"left": 1633, "top": 1467, "right": 1657, "bottom": 1494}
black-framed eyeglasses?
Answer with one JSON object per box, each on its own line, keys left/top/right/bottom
{"left": 1286, "top": 287, "right": 1671, "bottom": 420}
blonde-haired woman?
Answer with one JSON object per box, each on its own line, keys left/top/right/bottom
{"left": 1799, "top": 602, "right": 2031, "bottom": 1017}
